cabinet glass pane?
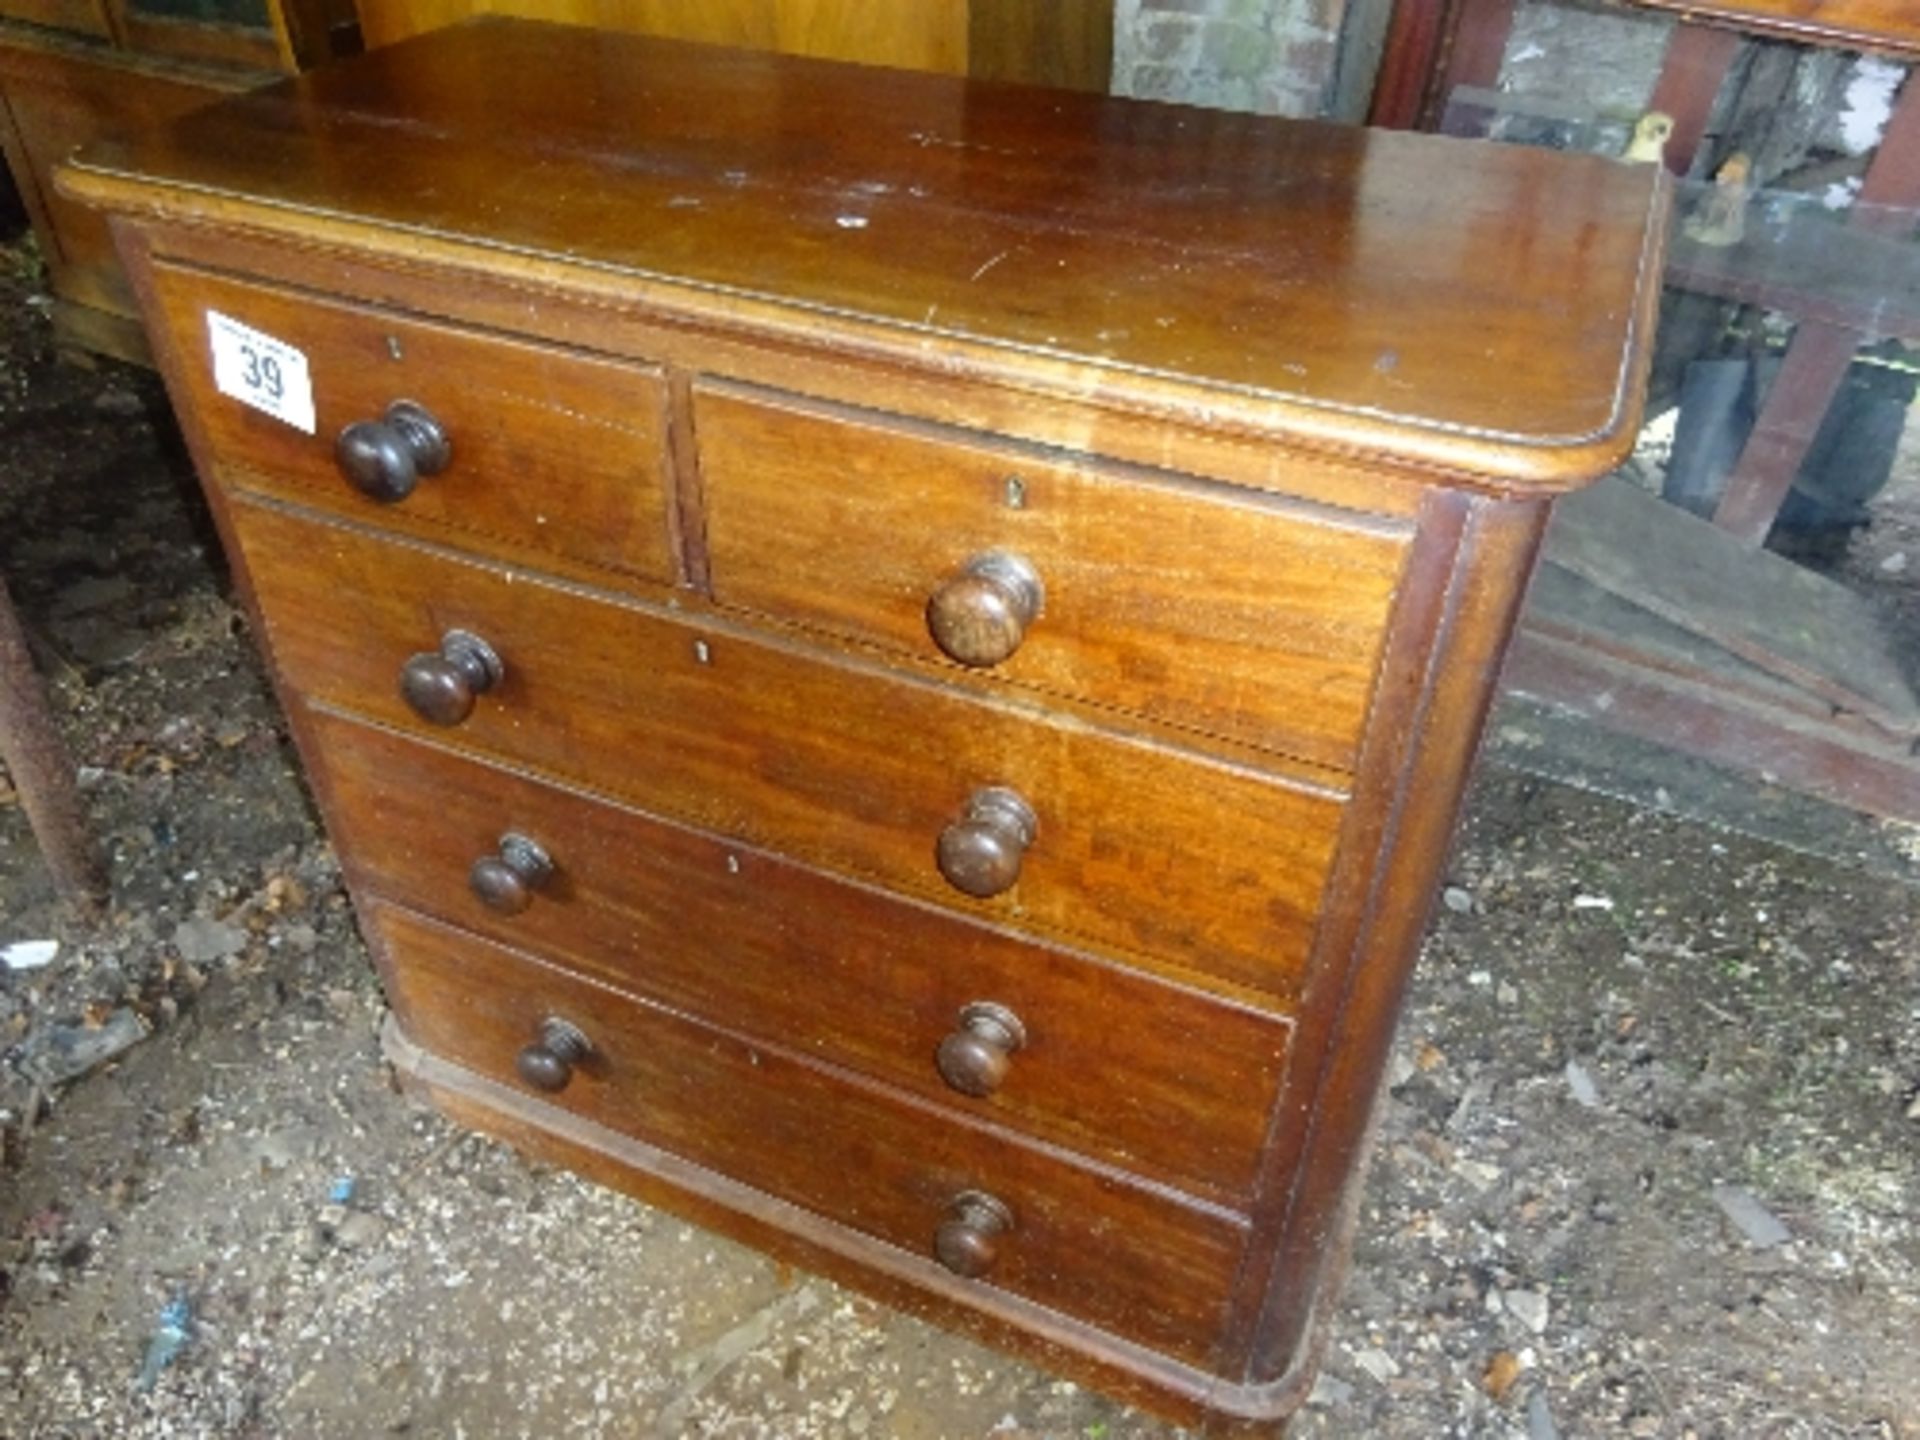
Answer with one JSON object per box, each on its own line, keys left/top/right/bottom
{"left": 126, "top": 0, "right": 271, "bottom": 28}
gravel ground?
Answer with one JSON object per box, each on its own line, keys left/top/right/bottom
{"left": 2, "top": 232, "right": 1918, "bottom": 1440}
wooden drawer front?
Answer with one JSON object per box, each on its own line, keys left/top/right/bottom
{"left": 372, "top": 902, "right": 1248, "bottom": 1369}
{"left": 149, "top": 262, "right": 676, "bottom": 586}
{"left": 308, "top": 710, "right": 1293, "bottom": 1204}
{"left": 696, "top": 385, "right": 1408, "bottom": 769}
{"left": 232, "top": 499, "right": 1341, "bottom": 1000}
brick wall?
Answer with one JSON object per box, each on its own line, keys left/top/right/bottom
{"left": 1111, "top": 0, "right": 1357, "bottom": 118}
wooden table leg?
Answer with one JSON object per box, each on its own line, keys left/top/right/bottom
{"left": 0, "top": 573, "right": 107, "bottom": 911}
{"left": 1709, "top": 72, "right": 1920, "bottom": 544}
{"left": 1709, "top": 320, "right": 1862, "bottom": 544}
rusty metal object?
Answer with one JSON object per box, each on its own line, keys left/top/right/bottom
{"left": 0, "top": 573, "right": 107, "bottom": 910}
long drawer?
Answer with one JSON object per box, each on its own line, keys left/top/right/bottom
{"left": 369, "top": 901, "right": 1249, "bottom": 1369}
{"left": 307, "top": 708, "right": 1294, "bottom": 1204}
{"left": 696, "top": 383, "right": 1408, "bottom": 769}
{"left": 149, "top": 262, "right": 677, "bottom": 589}
{"left": 231, "top": 496, "right": 1343, "bottom": 1000}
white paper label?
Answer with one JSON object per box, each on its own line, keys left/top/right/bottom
{"left": 207, "top": 309, "right": 315, "bottom": 434}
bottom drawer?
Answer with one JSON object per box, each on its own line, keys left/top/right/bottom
{"left": 368, "top": 901, "right": 1249, "bottom": 1370}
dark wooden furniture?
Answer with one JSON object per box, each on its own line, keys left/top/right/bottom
{"left": 61, "top": 19, "right": 1665, "bottom": 1431}
{"left": 354, "top": 0, "right": 1115, "bottom": 94}
{"left": 0, "top": 0, "right": 353, "bottom": 362}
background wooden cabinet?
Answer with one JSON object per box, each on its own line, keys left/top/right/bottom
{"left": 0, "top": 1, "right": 112, "bottom": 39}
{"left": 3, "top": 0, "right": 1112, "bottom": 365}
{"left": 354, "top": 0, "right": 1114, "bottom": 93}
{"left": 0, "top": 0, "right": 354, "bottom": 362}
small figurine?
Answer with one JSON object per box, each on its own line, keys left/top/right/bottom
{"left": 1624, "top": 110, "right": 1674, "bottom": 165}
{"left": 1683, "top": 151, "right": 1752, "bottom": 247}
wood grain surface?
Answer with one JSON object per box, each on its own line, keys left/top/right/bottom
{"left": 696, "top": 384, "right": 1409, "bottom": 769}
{"left": 1242, "top": 495, "right": 1551, "bottom": 1384}
{"left": 968, "top": 0, "right": 1112, "bottom": 91}
{"left": 61, "top": 16, "right": 1667, "bottom": 484}
{"left": 309, "top": 708, "right": 1297, "bottom": 1204}
{"left": 1545, "top": 475, "right": 1920, "bottom": 737}
{"left": 370, "top": 899, "right": 1250, "bottom": 1370}
{"left": 0, "top": 29, "right": 251, "bottom": 320}
{"left": 383, "top": 1016, "right": 1285, "bottom": 1431}
{"left": 230, "top": 496, "right": 1345, "bottom": 1000}
{"left": 355, "top": 0, "right": 969, "bottom": 72}
{"left": 149, "top": 261, "right": 679, "bottom": 589}
{"left": 119, "top": 218, "right": 1439, "bottom": 518}
{"left": 356, "top": 0, "right": 1114, "bottom": 91}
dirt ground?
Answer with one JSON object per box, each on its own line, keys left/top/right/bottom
{"left": 2, "top": 229, "right": 1917, "bottom": 1440}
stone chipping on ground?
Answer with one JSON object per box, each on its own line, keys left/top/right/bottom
{"left": 2, "top": 230, "right": 1919, "bottom": 1438}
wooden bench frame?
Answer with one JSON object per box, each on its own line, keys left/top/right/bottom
{"left": 1370, "top": 0, "right": 1920, "bottom": 827}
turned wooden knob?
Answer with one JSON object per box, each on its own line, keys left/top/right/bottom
{"left": 399, "top": 629, "right": 503, "bottom": 726}
{"left": 934, "top": 1190, "right": 1014, "bottom": 1279}
{"left": 516, "top": 1017, "right": 591, "bottom": 1092}
{"left": 927, "top": 552, "right": 1043, "bottom": 668}
{"left": 469, "top": 833, "right": 554, "bottom": 915}
{"left": 936, "top": 1002, "right": 1027, "bottom": 1097}
{"left": 335, "top": 400, "right": 451, "bottom": 502}
{"left": 936, "top": 787, "right": 1036, "bottom": 899}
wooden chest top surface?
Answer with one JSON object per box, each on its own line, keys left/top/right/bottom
{"left": 66, "top": 15, "right": 1665, "bottom": 483}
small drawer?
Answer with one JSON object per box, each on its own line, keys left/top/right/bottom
{"left": 308, "top": 709, "right": 1294, "bottom": 1205}
{"left": 148, "top": 262, "right": 677, "bottom": 587}
{"left": 231, "top": 497, "right": 1342, "bottom": 1001}
{"left": 370, "top": 901, "right": 1249, "bottom": 1369}
{"left": 695, "top": 384, "right": 1409, "bottom": 770}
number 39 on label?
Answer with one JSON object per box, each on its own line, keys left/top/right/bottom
{"left": 207, "top": 309, "right": 316, "bottom": 434}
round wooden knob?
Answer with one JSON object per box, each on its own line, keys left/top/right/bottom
{"left": 936, "top": 1002, "right": 1027, "bottom": 1097}
{"left": 399, "top": 629, "right": 503, "bottom": 726}
{"left": 927, "top": 552, "right": 1043, "bottom": 668}
{"left": 335, "top": 400, "right": 451, "bottom": 503}
{"left": 516, "top": 1017, "right": 591, "bottom": 1092}
{"left": 934, "top": 1191, "right": 1014, "bottom": 1279}
{"left": 469, "top": 833, "right": 554, "bottom": 915}
{"left": 936, "top": 787, "right": 1037, "bottom": 899}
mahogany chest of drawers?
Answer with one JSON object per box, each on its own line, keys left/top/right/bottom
{"left": 62, "top": 20, "right": 1666, "bottom": 1432}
